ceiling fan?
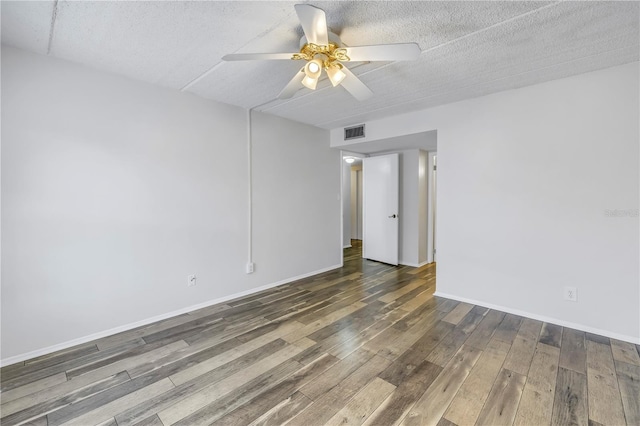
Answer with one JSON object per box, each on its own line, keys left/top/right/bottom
{"left": 222, "top": 4, "right": 421, "bottom": 101}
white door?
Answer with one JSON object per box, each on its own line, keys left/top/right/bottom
{"left": 363, "top": 154, "right": 399, "bottom": 265}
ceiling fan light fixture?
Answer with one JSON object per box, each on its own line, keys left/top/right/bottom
{"left": 302, "top": 75, "right": 318, "bottom": 90}
{"left": 304, "top": 59, "right": 322, "bottom": 79}
{"left": 326, "top": 64, "right": 346, "bottom": 87}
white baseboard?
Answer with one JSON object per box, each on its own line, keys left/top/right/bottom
{"left": 1, "top": 263, "right": 342, "bottom": 367}
{"left": 433, "top": 291, "right": 640, "bottom": 345}
{"left": 343, "top": 244, "right": 352, "bottom": 249}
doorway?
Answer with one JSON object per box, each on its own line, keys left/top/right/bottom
{"left": 339, "top": 131, "right": 438, "bottom": 267}
{"left": 350, "top": 164, "right": 363, "bottom": 242}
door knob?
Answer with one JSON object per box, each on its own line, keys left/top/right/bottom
{"left": 388, "top": 214, "right": 397, "bottom": 218}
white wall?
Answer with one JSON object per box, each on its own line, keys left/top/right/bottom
{"left": 251, "top": 112, "right": 341, "bottom": 281}
{"left": 333, "top": 62, "right": 640, "bottom": 342}
{"left": 350, "top": 168, "right": 363, "bottom": 240}
{"left": 418, "top": 150, "right": 428, "bottom": 264}
{"left": 342, "top": 160, "right": 351, "bottom": 248}
{"left": 398, "top": 151, "right": 419, "bottom": 266}
{"left": 1, "top": 46, "right": 341, "bottom": 362}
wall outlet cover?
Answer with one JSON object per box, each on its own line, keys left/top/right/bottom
{"left": 246, "top": 262, "right": 255, "bottom": 274}
{"left": 564, "top": 286, "right": 577, "bottom": 302}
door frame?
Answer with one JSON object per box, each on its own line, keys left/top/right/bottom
{"left": 427, "top": 151, "right": 437, "bottom": 263}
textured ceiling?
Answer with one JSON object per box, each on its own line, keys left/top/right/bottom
{"left": 2, "top": 1, "right": 638, "bottom": 129}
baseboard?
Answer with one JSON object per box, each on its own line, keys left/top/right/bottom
{"left": 433, "top": 291, "right": 640, "bottom": 345}
{"left": 343, "top": 244, "right": 352, "bottom": 249}
{"left": 399, "top": 260, "right": 430, "bottom": 268}
{"left": 1, "top": 263, "right": 342, "bottom": 367}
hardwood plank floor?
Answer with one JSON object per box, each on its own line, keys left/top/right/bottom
{"left": 1, "top": 240, "right": 638, "bottom": 425}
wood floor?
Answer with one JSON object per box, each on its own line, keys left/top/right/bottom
{"left": 1, "top": 241, "right": 639, "bottom": 426}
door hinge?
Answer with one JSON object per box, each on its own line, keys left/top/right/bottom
{"left": 433, "top": 165, "right": 437, "bottom": 171}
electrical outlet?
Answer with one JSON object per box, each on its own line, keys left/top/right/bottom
{"left": 564, "top": 286, "right": 577, "bottom": 302}
{"left": 246, "top": 262, "right": 255, "bottom": 274}
{"left": 187, "top": 274, "right": 196, "bottom": 287}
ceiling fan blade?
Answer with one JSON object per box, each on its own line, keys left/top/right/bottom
{"left": 278, "top": 68, "right": 306, "bottom": 99}
{"left": 222, "top": 53, "right": 297, "bottom": 61}
{"left": 340, "top": 66, "right": 373, "bottom": 101}
{"left": 294, "top": 4, "right": 329, "bottom": 46}
{"left": 344, "top": 43, "right": 421, "bottom": 62}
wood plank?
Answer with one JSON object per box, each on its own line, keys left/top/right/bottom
{"left": 325, "top": 377, "right": 396, "bottom": 426}
{"left": 364, "top": 361, "right": 442, "bottom": 426}
{"left": 492, "top": 313, "right": 523, "bottom": 344}
{"left": 443, "top": 338, "right": 510, "bottom": 426}
{"left": 0, "top": 339, "right": 146, "bottom": 392}
{"left": 433, "top": 297, "right": 459, "bottom": 313}
{"left": 406, "top": 262, "right": 434, "bottom": 275}
{"left": 157, "top": 344, "right": 304, "bottom": 425}
{"left": 398, "top": 345, "right": 482, "bottom": 426}
{"left": 299, "top": 349, "right": 374, "bottom": 400}
{"left": 558, "top": 328, "right": 586, "bottom": 374}
{"left": 7, "top": 344, "right": 98, "bottom": 378}
{"left": 1, "top": 371, "right": 130, "bottom": 426}
{"left": 435, "top": 418, "right": 457, "bottom": 426}
{"left": 539, "top": 322, "right": 563, "bottom": 348}
{"left": 611, "top": 338, "right": 640, "bottom": 366}
{"left": 378, "top": 279, "right": 427, "bottom": 303}
{"left": 463, "top": 310, "right": 505, "bottom": 350}
{"left": 1, "top": 371, "right": 128, "bottom": 418}
{"left": 169, "top": 321, "right": 303, "bottom": 385}
{"left": 376, "top": 309, "right": 442, "bottom": 361}
{"left": 130, "top": 414, "right": 164, "bottom": 426}
{"left": 455, "top": 305, "right": 488, "bottom": 335}
{"left": 289, "top": 355, "right": 391, "bottom": 425}
{"left": 113, "top": 340, "right": 297, "bottom": 426}
{"left": 19, "top": 416, "right": 48, "bottom": 426}
{"left": 0, "top": 372, "right": 67, "bottom": 404}
{"left": 585, "top": 332, "right": 610, "bottom": 346}
{"left": 518, "top": 318, "right": 543, "bottom": 340}
{"left": 126, "top": 335, "right": 244, "bottom": 379}
{"left": 170, "top": 359, "right": 302, "bottom": 426}
{"left": 379, "top": 321, "right": 453, "bottom": 386}
{"left": 513, "top": 342, "right": 560, "bottom": 425}
{"left": 96, "top": 418, "right": 118, "bottom": 426}
{"left": 249, "top": 391, "right": 313, "bottom": 426}
{"left": 551, "top": 367, "right": 588, "bottom": 426}
{"left": 213, "top": 354, "right": 339, "bottom": 426}
{"left": 328, "top": 318, "right": 397, "bottom": 360}
{"left": 282, "top": 304, "right": 366, "bottom": 343}
{"left": 425, "top": 328, "right": 469, "bottom": 368}
{"left": 69, "top": 340, "right": 188, "bottom": 386}
{"left": 502, "top": 318, "right": 542, "bottom": 376}
{"left": 441, "top": 303, "right": 473, "bottom": 325}
{"left": 615, "top": 360, "right": 640, "bottom": 425}
{"left": 475, "top": 368, "right": 526, "bottom": 426}
{"left": 397, "top": 288, "right": 434, "bottom": 313}
{"left": 425, "top": 307, "right": 488, "bottom": 367}
{"left": 54, "top": 378, "right": 175, "bottom": 426}
{"left": 585, "top": 340, "right": 626, "bottom": 425}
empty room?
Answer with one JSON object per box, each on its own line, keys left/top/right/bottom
{"left": 1, "top": 1, "right": 639, "bottom": 426}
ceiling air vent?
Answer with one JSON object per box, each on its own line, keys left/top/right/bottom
{"left": 344, "top": 124, "right": 365, "bottom": 140}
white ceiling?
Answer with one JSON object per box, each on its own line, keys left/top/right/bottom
{"left": 2, "top": 1, "right": 638, "bottom": 129}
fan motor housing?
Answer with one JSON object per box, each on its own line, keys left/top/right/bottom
{"left": 299, "top": 31, "right": 344, "bottom": 49}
